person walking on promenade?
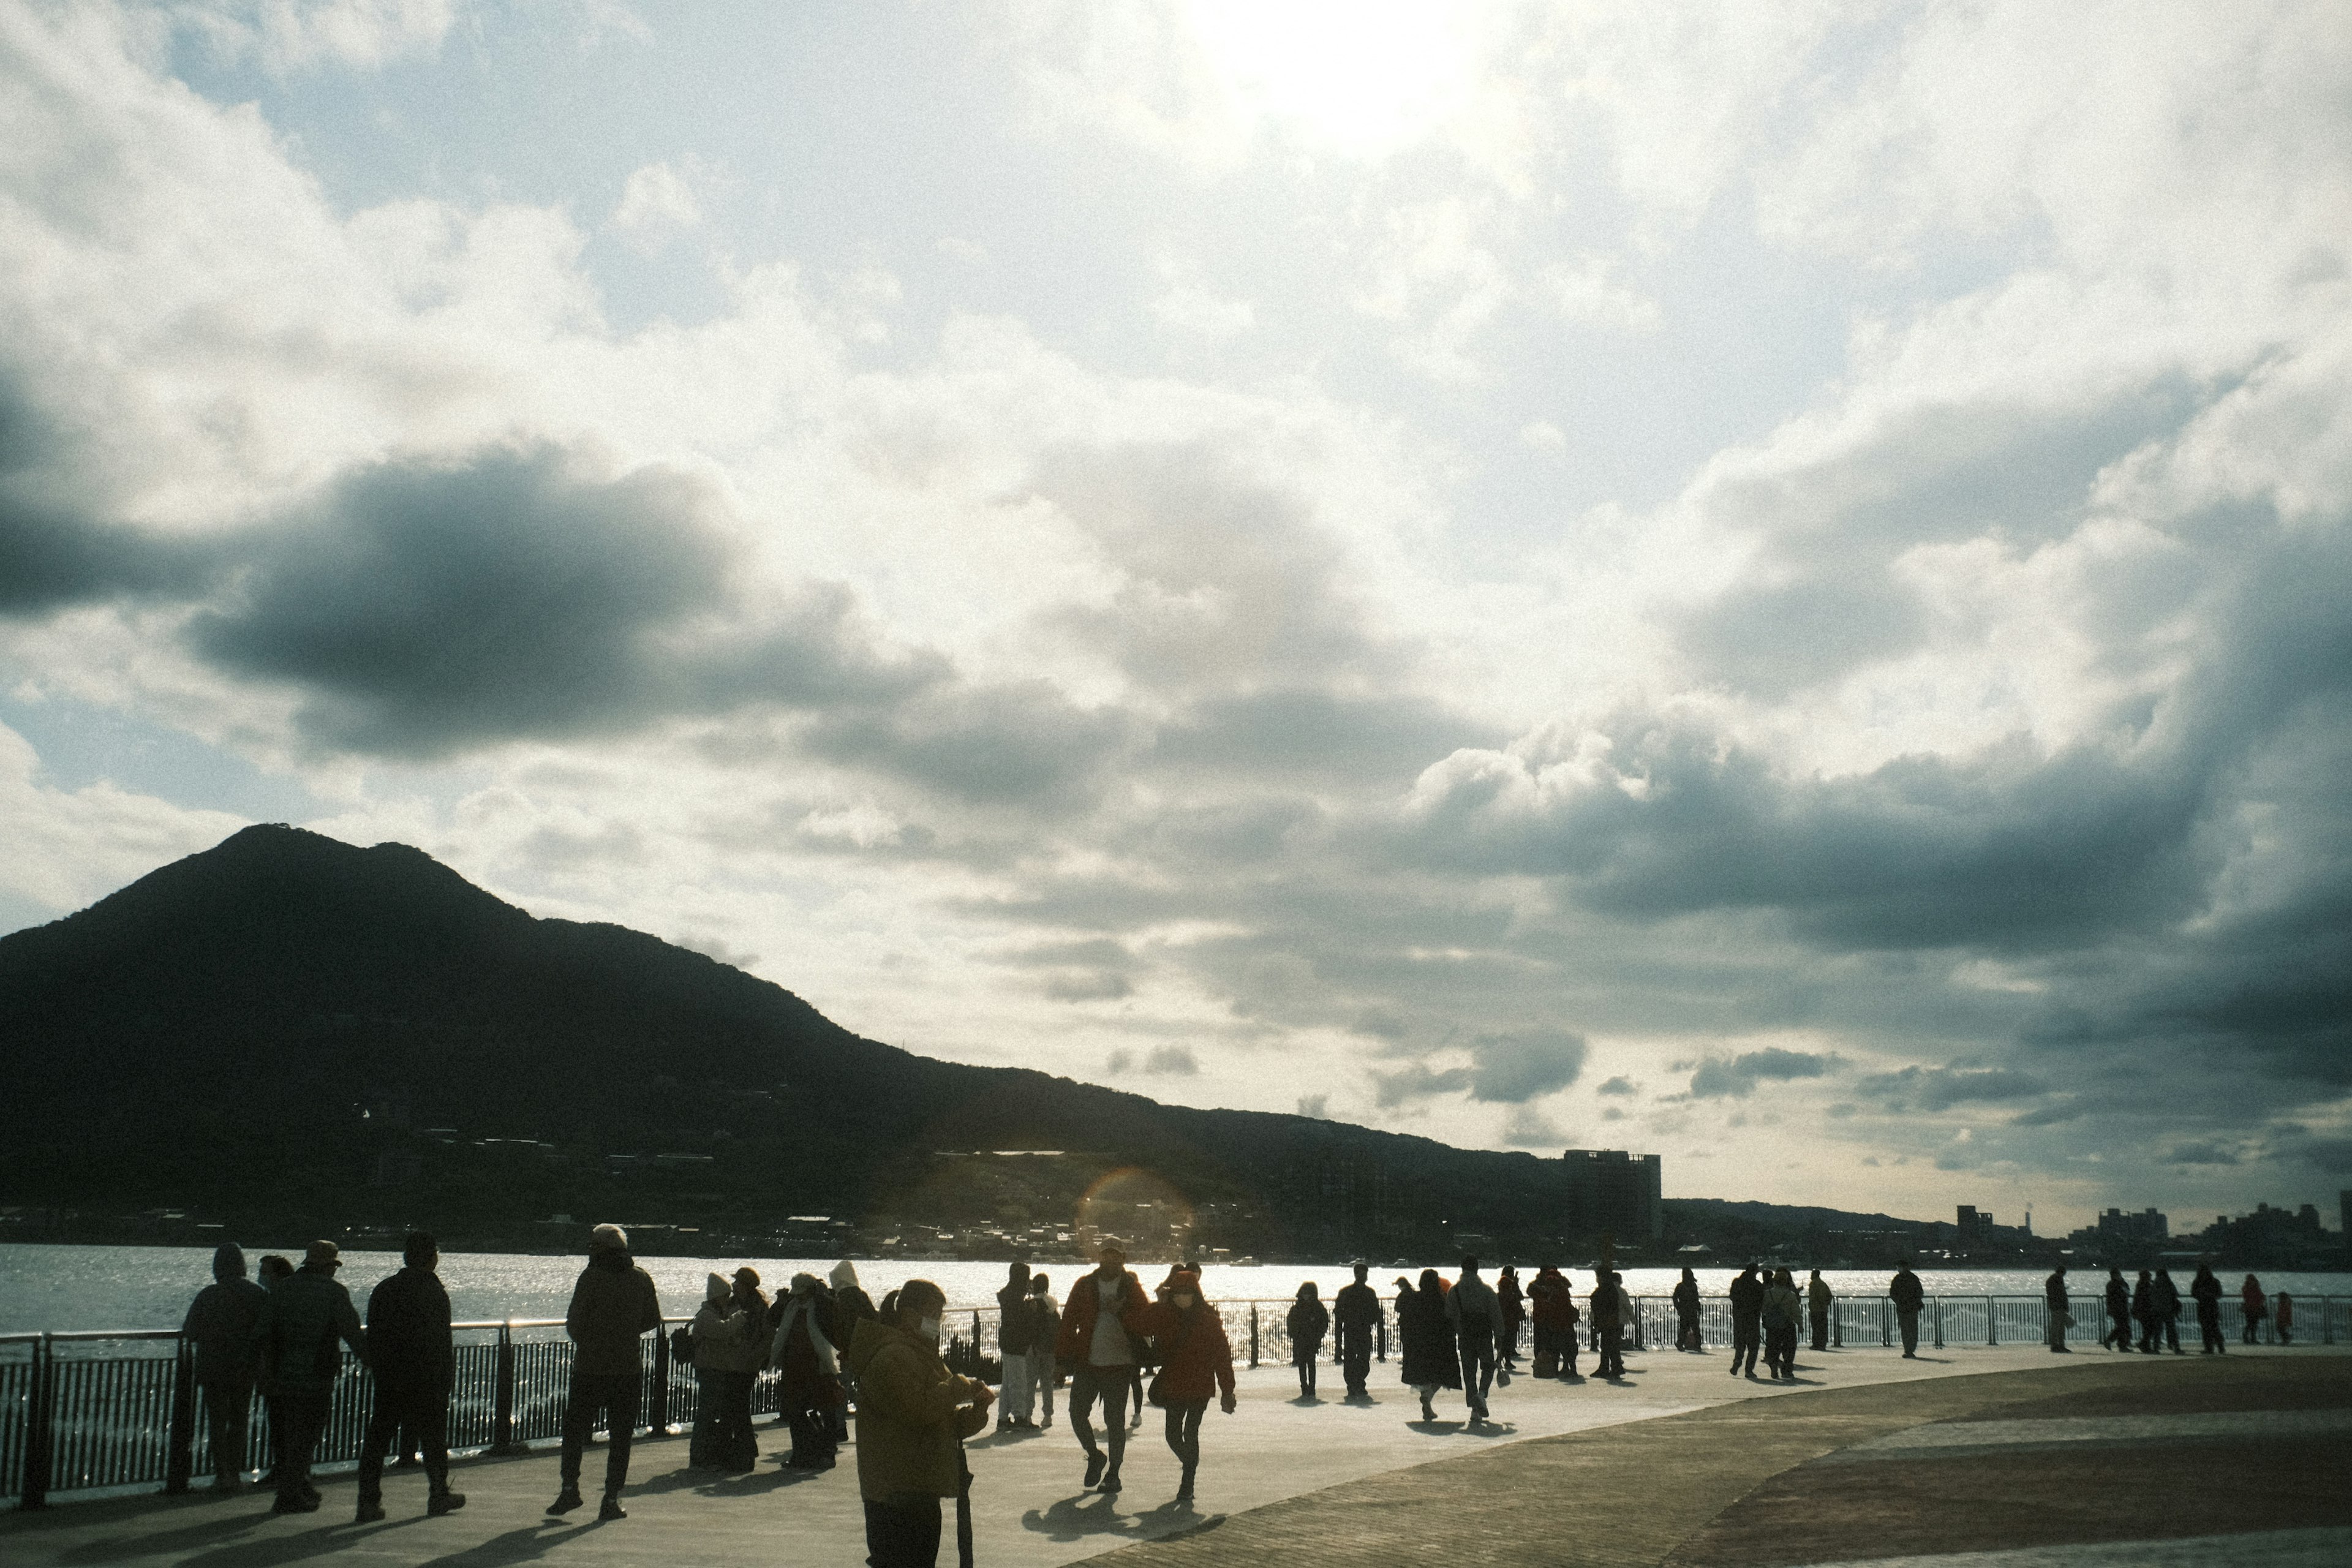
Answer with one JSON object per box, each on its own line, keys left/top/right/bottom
{"left": 1807, "top": 1269, "right": 1834, "bottom": 1352}
{"left": 549, "top": 1223, "right": 662, "bottom": 1521}
{"left": 1762, "top": 1269, "right": 1803, "bottom": 1379}
{"left": 1497, "top": 1266, "right": 1526, "bottom": 1370}
{"left": 1333, "top": 1262, "right": 1383, "bottom": 1399}
{"left": 1890, "top": 1263, "right": 1924, "bottom": 1357}
{"left": 2044, "top": 1265, "right": 2072, "bottom": 1352}
{"left": 2191, "top": 1264, "right": 2226, "bottom": 1353}
{"left": 1672, "top": 1267, "right": 1703, "bottom": 1351}
{"left": 690, "top": 1274, "right": 755, "bottom": 1469}
{"left": 2276, "top": 1291, "right": 2294, "bottom": 1344}
{"left": 997, "top": 1262, "right": 1037, "bottom": 1432}
{"left": 2103, "top": 1268, "right": 2134, "bottom": 1351}
{"left": 1123, "top": 1267, "right": 1236, "bottom": 1502}
{"left": 1287, "top": 1282, "right": 1329, "bottom": 1398}
{"left": 1054, "top": 1242, "right": 1147, "bottom": 1494}
{"left": 1729, "top": 1265, "right": 1764, "bottom": 1376}
{"left": 1589, "top": 1270, "right": 1625, "bottom": 1379}
{"left": 1400, "top": 1270, "right": 1463, "bottom": 1422}
{"left": 1447, "top": 1256, "right": 1507, "bottom": 1419}
{"left": 181, "top": 1243, "right": 269, "bottom": 1494}
{"left": 257, "top": 1240, "right": 368, "bottom": 1515}
{"left": 2132, "top": 1270, "right": 2158, "bottom": 1354}
{"left": 850, "top": 1280, "right": 993, "bottom": 1568}
{"left": 1529, "top": 1265, "right": 1574, "bottom": 1376}
{"left": 355, "top": 1232, "right": 464, "bottom": 1522}
{"left": 2155, "top": 1267, "right": 2184, "bottom": 1352}
{"left": 1030, "top": 1274, "right": 1061, "bottom": 1428}
{"left": 2239, "top": 1275, "right": 2266, "bottom": 1345}
{"left": 774, "top": 1272, "right": 844, "bottom": 1469}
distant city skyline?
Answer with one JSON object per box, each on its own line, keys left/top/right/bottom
{"left": 3, "top": 3, "right": 2348, "bottom": 1233}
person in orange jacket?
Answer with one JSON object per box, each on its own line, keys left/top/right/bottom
{"left": 1121, "top": 1267, "right": 1235, "bottom": 1502}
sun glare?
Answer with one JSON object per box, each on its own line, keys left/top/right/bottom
{"left": 1182, "top": 0, "right": 1486, "bottom": 157}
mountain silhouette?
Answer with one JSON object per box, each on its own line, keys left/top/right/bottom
{"left": 0, "top": 824, "right": 1569, "bottom": 1253}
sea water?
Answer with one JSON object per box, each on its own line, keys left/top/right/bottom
{"left": 4, "top": 1243, "right": 2347, "bottom": 1336}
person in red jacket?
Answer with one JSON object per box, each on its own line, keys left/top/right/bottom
{"left": 1121, "top": 1267, "right": 1235, "bottom": 1503}
{"left": 1052, "top": 1243, "right": 1148, "bottom": 1494}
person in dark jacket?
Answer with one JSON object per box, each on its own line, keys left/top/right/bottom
{"left": 2102, "top": 1268, "right": 2133, "bottom": 1351}
{"left": 773, "top": 1272, "right": 843, "bottom": 1469}
{"left": 1286, "top": 1282, "right": 1329, "bottom": 1398}
{"left": 1332, "top": 1263, "right": 1383, "bottom": 1399}
{"left": 1029, "top": 1273, "right": 1061, "bottom": 1428}
{"left": 549, "top": 1224, "right": 662, "bottom": 1521}
{"left": 1728, "top": 1265, "right": 1764, "bottom": 1376}
{"left": 1398, "top": 1270, "right": 1462, "bottom": 1422}
{"left": 253, "top": 1254, "right": 295, "bottom": 1493}
{"left": 1123, "top": 1267, "right": 1235, "bottom": 1501}
{"left": 356, "top": 1232, "right": 464, "bottom": 1522}
{"left": 1890, "top": 1264, "right": 1924, "bottom": 1357}
{"left": 2043, "top": 1266, "right": 2072, "bottom": 1352}
{"left": 2275, "top": 1291, "right": 2294, "bottom": 1345}
{"left": 181, "top": 1243, "right": 270, "bottom": 1493}
{"left": 2240, "top": 1275, "right": 2266, "bottom": 1345}
{"left": 2154, "top": 1267, "right": 2184, "bottom": 1353}
{"left": 997, "top": 1262, "right": 1037, "bottom": 1431}
{"left": 1496, "top": 1266, "right": 1526, "bottom": 1369}
{"left": 2191, "top": 1264, "right": 2225, "bottom": 1353}
{"left": 1672, "top": 1267, "right": 1703, "bottom": 1351}
{"left": 2132, "top": 1270, "right": 2159, "bottom": 1353}
{"left": 256, "top": 1240, "right": 368, "bottom": 1514}
{"left": 1589, "top": 1270, "right": 1626, "bottom": 1379}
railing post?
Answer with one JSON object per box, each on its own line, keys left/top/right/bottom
{"left": 1377, "top": 1314, "right": 1386, "bottom": 1363}
{"left": 1249, "top": 1305, "right": 1260, "bottom": 1369}
{"left": 491, "top": 1322, "right": 517, "bottom": 1455}
{"left": 165, "top": 1335, "right": 196, "bottom": 1495}
{"left": 649, "top": 1321, "right": 671, "bottom": 1436}
{"left": 21, "top": 1333, "right": 55, "bottom": 1510}
{"left": 1987, "top": 1296, "right": 1997, "bottom": 1347}
{"left": 1932, "top": 1297, "right": 1943, "bottom": 1349}
{"left": 2324, "top": 1296, "right": 2334, "bottom": 1346}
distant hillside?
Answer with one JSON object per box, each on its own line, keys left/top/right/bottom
{"left": 0, "top": 825, "right": 1574, "bottom": 1256}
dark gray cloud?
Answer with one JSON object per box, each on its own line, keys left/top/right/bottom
{"left": 799, "top": 679, "right": 1129, "bottom": 807}
{"left": 1857, "top": 1065, "right": 2048, "bottom": 1112}
{"left": 2162, "top": 1140, "right": 2242, "bottom": 1166}
{"left": 190, "top": 445, "right": 938, "bottom": 756}
{"left": 1151, "top": 688, "right": 1505, "bottom": 782}
{"left": 1374, "top": 1029, "right": 1587, "bottom": 1107}
{"left": 1690, "top": 1047, "right": 1834, "bottom": 1098}
{"left": 1596, "top": 1076, "right": 1637, "bottom": 1096}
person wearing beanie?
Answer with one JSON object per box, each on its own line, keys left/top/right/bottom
{"left": 1121, "top": 1268, "right": 1236, "bottom": 1502}
{"left": 691, "top": 1273, "right": 762, "bottom": 1470}
{"left": 180, "top": 1243, "right": 270, "bottom": 1493}
{"left": 255, "top": 1240, "right": 368, "bottom": 1513}
{"left": 549, "top": 1224, "right": 662, "bottom": 1520}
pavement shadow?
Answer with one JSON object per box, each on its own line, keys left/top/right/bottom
{"left": 418, "top": 1520, "right": 606, "bottom": 1567}
{"left": 1406, "top": 1419, "right": 1466, "bottom": 1435}
{"left": 965, "top": 1426, "right": 1051, "bottom": 1451}
{"left": 175, "top": 1513, "right": 431, "bottom": 1568}
{"left": 55, "top": 1510, "right": 266, "bottom": 1566}
{"left": 1287, "top": 1395, "right": 1326, "bottom": 1407}
{"left": 1020, "top": 1492, "right": 1153, "bottom": 1544}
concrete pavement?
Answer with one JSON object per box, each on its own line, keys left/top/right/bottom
{"left": 2, "top": 1341, "right": 2342, "bottom": 1566}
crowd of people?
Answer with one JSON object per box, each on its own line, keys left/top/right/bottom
{"left": 178, "top": 1234, "right": 2310, "bottom": 1567}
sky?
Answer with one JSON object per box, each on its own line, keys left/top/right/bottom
{"left": 3, "top": 1, "right": 2349, "bottom": 1235}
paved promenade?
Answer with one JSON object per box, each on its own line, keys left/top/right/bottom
{"left": 3, "top": 1342, "right": 2345, "bottom": 1566}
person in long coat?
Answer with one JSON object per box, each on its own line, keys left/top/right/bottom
{"left": 2131, "top": 1270, "right": 2159, "bottom": 1354}
{"left": 1398, "top": 1269, "right": 1462, "bottom": 1422}
{"left": 2190, "top": 1264, "right": 2226, "bottom": 1353}
{"left": 2240, "top": 1276, "right": 2267, "bottom": 1345}
{"left": 772, "top": 1273, "right": 843, "bottom": 1469}
{"left": 1284, "top": 1283, "right": 1329, "bottom": 1399}
{"left": 1496, "top": 1267, "right": 1526, "bottom": 1369}
{"left": 1529, "top": 1265, "right": 1578, "bottom": 1376}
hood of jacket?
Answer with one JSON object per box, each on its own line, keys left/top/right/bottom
{"left": 705, "top": 1273, "right": 730, "bottom": 1306}
{"left": 830, "top": 1259, "right": 860, "bottom": 1290}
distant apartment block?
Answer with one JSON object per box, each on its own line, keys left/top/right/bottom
{"left": 2095, "top": 1206, "right": 2169, "bottom": 1246}
{"left": 1562, "top": 1148, "right": 1663, "bottom": 1240}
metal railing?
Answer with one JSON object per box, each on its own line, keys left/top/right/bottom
{"left": 6, "top": 1292, "right": 2340, "bottom": 1506}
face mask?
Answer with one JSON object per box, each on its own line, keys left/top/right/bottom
{"left": 1173, "top": 1294, "right": 1196, "bottom": 1310}
{"left": 918, "top": 1315, "right": 941, "bottom": 1344}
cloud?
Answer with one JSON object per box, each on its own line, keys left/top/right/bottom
{"left": 1858, "top": 1065, "right": 2049, "bottom": 1113}
{"left": 1374, "top": 1030, "right": 1587, "bottom": 1108}
{"left": 611, "top": 162, "right": 703, "bottom": 242}
{"left": 187, "top": 443, "right": 938, "bottom": 757}
{"left": 170, "top": 0, "right": 460, "bottom": 75}
{"left": 1689, "top": 1048, "right": 1834, "bottom": 1099}
{"left": 1296, "top": 1093, "right": 1329, "bottom": 1118}
{"left": 1144, "top": 1044, "right": 1198, "bottom": 1075}
{"left": 2162, "top": 1140, "right": 2242, "bottom": 1167}
{"left": 1501, "top": 1101, "right": 1567, "bottom": 1149}
{"left": 1596, "top": 1076, "right": 1636, "bottom": 1096}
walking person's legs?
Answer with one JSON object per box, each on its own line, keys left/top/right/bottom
{"left": 863, "top": 1494, "right": 944, "bottom": 1568}
{"left": 1167, "top": 1400, "right": 1205, "bottom": 1498}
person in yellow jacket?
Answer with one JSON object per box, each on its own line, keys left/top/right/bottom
{"left": 847, "top": 1280, "right": 993, "bottom": 1568}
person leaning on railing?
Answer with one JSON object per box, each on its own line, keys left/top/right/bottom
{"left": 180, "top": 1243, "right": 270, "bottom": 1494}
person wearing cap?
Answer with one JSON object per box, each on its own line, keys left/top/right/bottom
{"left": 255, "top": 1240, "right": 368, "bottom": 1513}
{"left": 549, "top": 1224, "right": 663, "bottom": 1521}
{"left": 180, "top": 1243, "right": 270, "bottom": 1493}
{"left": 1121, "top": 1267, "right": 1235, "bottom": 1502}
{"left": 1332, "top": 1262, "right": 1383, "bottom": 1400}
{"left": 356, "top": 1232, "right": 464, "bottom": 1522}
{"left": 1051, "top": 1241, "right": 1147, "bottom": 1494}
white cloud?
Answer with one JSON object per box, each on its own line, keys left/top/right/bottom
{"left": 611, "top": 161, "right": 702, "bottom": 242}
{"left": 169, "top": 0, "right": 461, "bottom": 75}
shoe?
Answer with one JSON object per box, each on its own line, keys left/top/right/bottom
{"left": 301, "top": 1485, "right": 321, "bottom": 1505}
{"left": 597, "top": 1495, "right": 627, "bottom": 1522}
{"left": 1176, "top": 1466, "right": 1196, "bottom": 1501}
{"left": 272, "top": 1494, "right": 320, "bottom": 1515}
{"left": 428, "top": 1492, "right": 466, "bottom": 1517}
{"left": 1097, "top": 1471, "right": 1121, "bottom": 1495}
{"left": 548, "top": 1488, "right": 584, "bottom": 1515}
{"left": 1419, "top": 1399, "right": 1435, "bottom": 1421}
{"left": 1084, "top": 1452, "right": 1106, "bottom": 1489}
{"left": 1042, "top": 1416, "right": 1054, "bottom": 1428}
{"left": 355, "top": 1501, "right": 386, "bottom": 1524}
